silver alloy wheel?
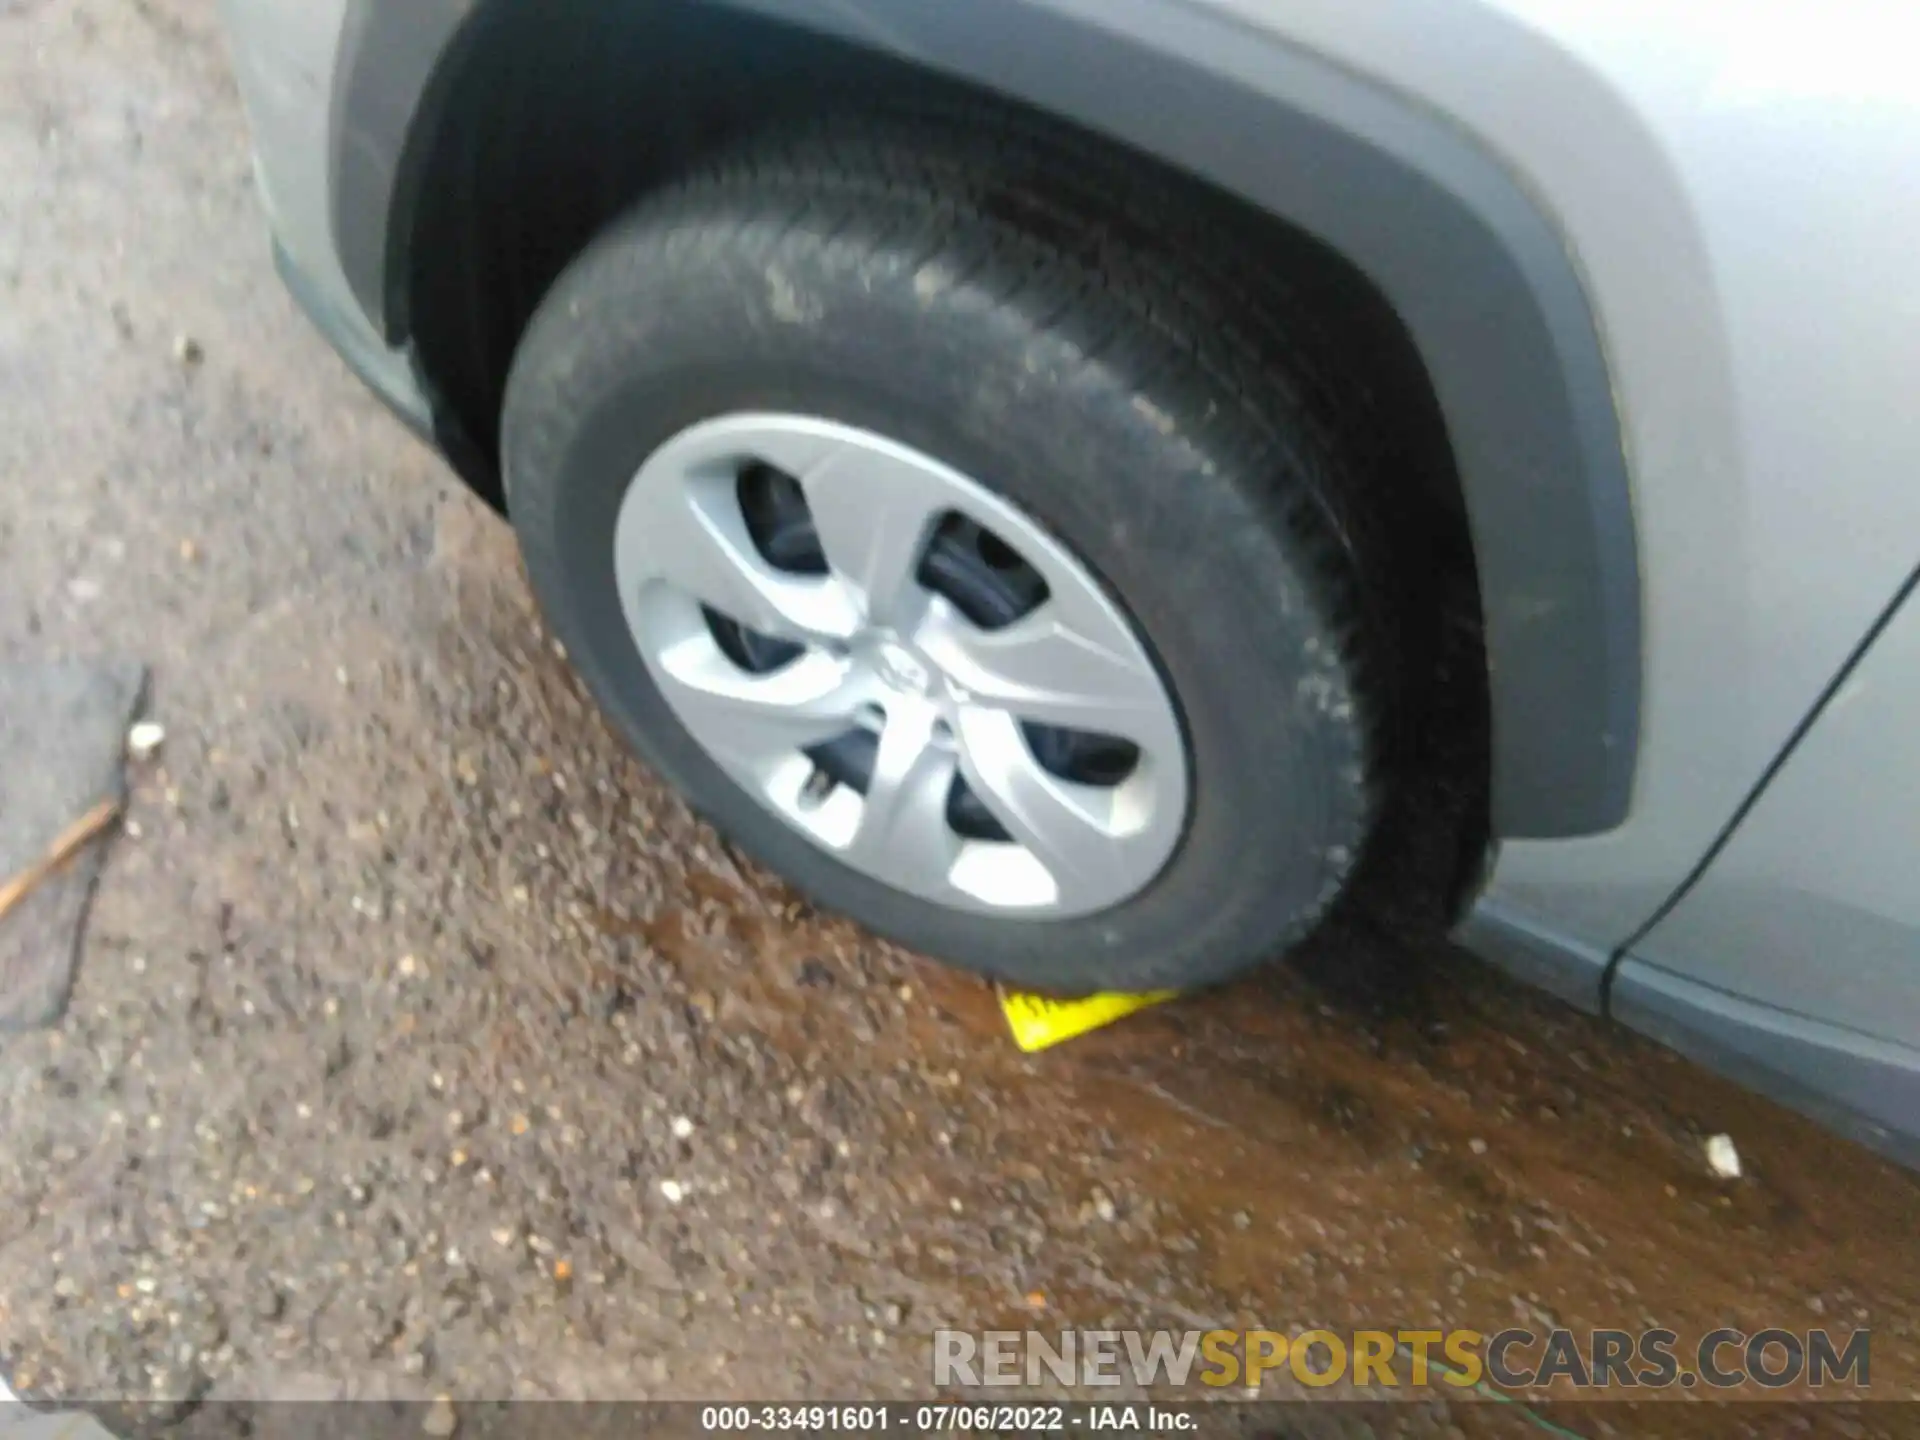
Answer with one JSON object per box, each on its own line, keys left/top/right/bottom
{"left": 613, "top": 414, "right": 1189, "bottom": 917}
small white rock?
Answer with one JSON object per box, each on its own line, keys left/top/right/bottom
{"left": 127, "top": 721, "right": 166, "bottom": 759}
{"left": 421, "top": 1394, "right": 457, "bottom": 1438}
{"left": 659, "top": 1179, "right": 686, "bottom": 1204}
{"left": 1468, "top": 1137, "right": 1489, "bottom": 1156}
{"left": 1706, "top": 1133, "right": 1742, "bottom": 1179}
{"left": 670, "top": 1116, "right": 695, "bottom": 1140}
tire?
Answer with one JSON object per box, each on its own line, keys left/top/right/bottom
{"left": 501, "top": 112, "right": 1396, "bottom": 994}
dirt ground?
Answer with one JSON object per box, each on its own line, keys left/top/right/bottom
{"left": 4, "top": 0, "right": 1920, "bottom": 1429}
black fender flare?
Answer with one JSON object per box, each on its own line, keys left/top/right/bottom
{"left": 330, "top": 0, "right": 1641, "bottom": 840}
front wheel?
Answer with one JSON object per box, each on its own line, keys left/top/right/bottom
{"left": 502, "top": 115, "right": 1394, "bottom": 994}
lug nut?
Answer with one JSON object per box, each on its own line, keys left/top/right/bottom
{"left": 797, "top": 766, "right": 837, "bottom": 811}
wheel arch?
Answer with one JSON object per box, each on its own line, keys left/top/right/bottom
{"left": 330, "top": 0, "right": 1640, "bottom": 842}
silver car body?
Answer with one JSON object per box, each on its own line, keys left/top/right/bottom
{"left": 218, "top": 0, "right": 1920, "bottom": 1159}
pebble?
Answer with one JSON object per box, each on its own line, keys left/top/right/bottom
{"left": 421, "top": 1395, "right": 457, "bottom": 1438}
{"left": 670, "top": 1116, "right": 695, "bottom": 1140}
{"left": 1468, "top": 1138, "right": 1489, "bottom": 1156}
{"left": 659, "top": 1179, "right": 686, "bottom": 1204}
{"left": 1705, "top": 1134, "right": 1742, "bottom": 1179}
{"left": 127, "top": 721, "right": 166, "bottom": 759}
{"left": 172, "top": 334, "right": 203, "bottom": 365}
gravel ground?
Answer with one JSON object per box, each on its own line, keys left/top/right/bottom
{"left": 5, "top": 0, "right": 1920, "bottom": 1425}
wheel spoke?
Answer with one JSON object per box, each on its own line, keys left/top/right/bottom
{"left": 794, "top": 441, "right": 949, "bottom": 627}
{"left": 843, "top": 700, "right": 960, "bottom": 890}
{"left": 617, "top": 474, "right": 860, "bottom": 645}
{"left": 951, "top": 708, "right": 1119, "bottom": 889}
{"left": 653, "top": 643, "right": 868, "bottom": 773}
{"left": 916, "top": 598, "right": 1180, "bottom": 751}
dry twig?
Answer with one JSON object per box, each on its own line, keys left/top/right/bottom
{"left": 0, "top": 796, "right": 122, "bottom": 922}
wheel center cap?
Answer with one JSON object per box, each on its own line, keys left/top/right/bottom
{"left": 873, "top": 640, "right": 933, "bottom": 695}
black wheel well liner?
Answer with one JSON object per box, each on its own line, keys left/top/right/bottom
{"left": 331, "top": 0, "right": 1638, "bottom": 844}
